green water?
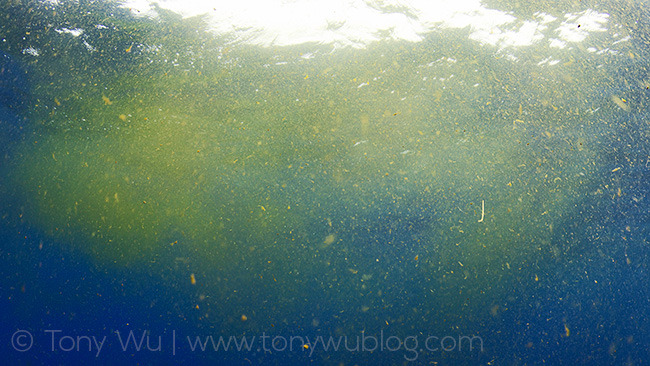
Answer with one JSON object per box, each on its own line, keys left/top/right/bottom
{"left": 2, "top": 0, "right": 645, "bottom": 354}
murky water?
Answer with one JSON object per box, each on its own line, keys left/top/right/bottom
{"left": 1, "top": 0, "right": 649, "bottom": 364}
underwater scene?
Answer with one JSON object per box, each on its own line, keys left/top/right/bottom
{"left": 1, "top": 0, "right": 649, "bottom": 364}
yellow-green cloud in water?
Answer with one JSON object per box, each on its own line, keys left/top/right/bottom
{"left": 5, "top": 7, "right": 616, "bottom": 287}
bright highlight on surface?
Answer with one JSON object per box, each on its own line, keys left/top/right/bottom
{"left": 121, "top": 0, "right": 614, "bottom": 50}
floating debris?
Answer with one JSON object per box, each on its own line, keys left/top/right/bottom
{"left": 611, "top": 95, "right": 630, "bottom": 111}
{"left": 323, "top": 234, "right": 336, "bottom": 247}
{"left": 353, "top": 140, "right": 368, "bottom": 147}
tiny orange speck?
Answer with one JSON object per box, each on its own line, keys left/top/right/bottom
{"left": 241, "top": 315, "right": 248, "bottom": 321}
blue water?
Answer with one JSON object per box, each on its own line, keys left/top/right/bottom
{"left": 2, "top": 1, "right": 650, "bottom": 365}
